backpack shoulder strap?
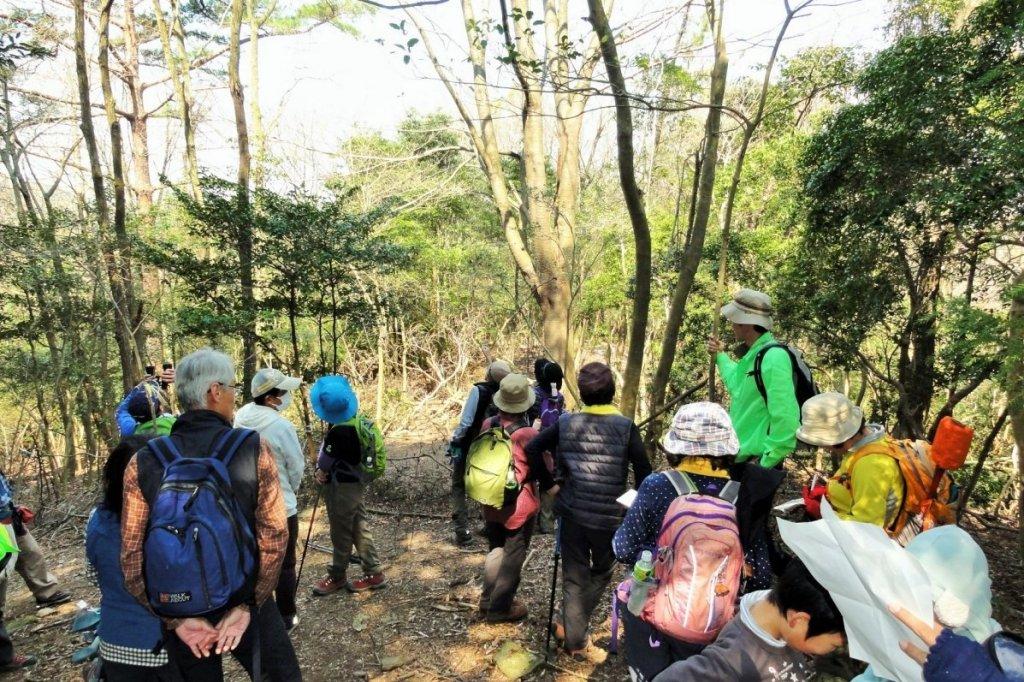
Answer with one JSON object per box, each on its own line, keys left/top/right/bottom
{"left": 212, "top": 428, "right": 258, "bottom": 468}
{"left": 664, "top": 469, "right": 699, "bottom": 497}
{"left": 718, "top": 480, "right": 741, "bottom": 505}
{"left": 752, "top": 343, "right": 791, "bottom": 404}
{"left": 147, "top": 436, "right": 182, "bottom": 469}
{"left": 505, "top": 417, "right": 530, "bottom": 436}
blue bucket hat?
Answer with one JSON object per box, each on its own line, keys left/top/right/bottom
{"left": 310, "top": 375, "right": 358, "bottom": 424}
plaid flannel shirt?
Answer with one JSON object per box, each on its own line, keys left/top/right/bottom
{"left": 121, "top": 439, "right": 287, "bottom": 627}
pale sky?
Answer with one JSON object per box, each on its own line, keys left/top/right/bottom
{"left": 218, "top": 0, "right": 891, "bottom": 184}
{"left": 13, "top": 0, "right": 893, "bottom": 195}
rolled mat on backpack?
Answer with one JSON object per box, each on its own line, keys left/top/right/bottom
{"left": 921, "top": 416, "right": 974, "bottom": 526}
{"left": 931, "top": 417, "right": 974, "bottom": 470}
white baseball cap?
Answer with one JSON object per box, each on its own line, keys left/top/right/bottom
{"left": 251, "top": 368, "right": 302, "bottom": 398}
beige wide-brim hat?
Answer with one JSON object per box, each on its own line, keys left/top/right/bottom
{"left": 721, "top": 288, "right": 774, "bottom": 330}
{"left": 493, "top": 373, "right": 536, "bottom": 414}
{"left": 796, "top": 392, "right": 864, "bottom": 446}
{"left": 251, "top": 367, "right": 302, "bottom": 398}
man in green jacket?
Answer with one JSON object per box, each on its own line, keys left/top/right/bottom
{"left": 708, "top": 288, "right": 800, "bottom": 469}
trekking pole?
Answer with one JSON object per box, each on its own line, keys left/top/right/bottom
{"left": 543, "top": 519, "right": 561, "bottom": 662}
{"left": 296, "top": 487, "right": 321, "bottom": 588}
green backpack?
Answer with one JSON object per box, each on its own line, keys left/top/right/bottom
{"left": 345, "top": 414, "right": 386, "bottom": 480}
{"left": 135, "top": 414, "right": 176, "bottom": 437}
{"left": 464, "top": 423, "right": 525, "bottom": 509}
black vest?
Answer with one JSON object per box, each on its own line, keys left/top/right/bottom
{"left": 555, "top": 412, "right": 633, "bottom": 530}
{"left": 137, "top": 410, "right": 260, "bottom": 532}
{"left": 456, "top": 381, "right": 498, "bottom": 451}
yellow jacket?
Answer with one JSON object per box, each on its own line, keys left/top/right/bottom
{"left": 827, "top": 427, "right": 905, "bottom": 528}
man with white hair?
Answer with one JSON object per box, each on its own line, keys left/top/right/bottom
{"left": 234, "top": 368, "right": 304, "bottom": 632}
{"left": 120, "top": 348, "right": 300, "bottom": 680}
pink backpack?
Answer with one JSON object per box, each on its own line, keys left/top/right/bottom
{"left": 642, "top": 470, "right": 743, "bottom": 644}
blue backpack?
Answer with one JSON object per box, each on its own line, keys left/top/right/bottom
{"left": 143, "top": 429, "right": 258, "bottom": 617}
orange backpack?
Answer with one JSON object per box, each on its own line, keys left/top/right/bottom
{"left": 846, "top": 438, "right": 956, "bottom": 545}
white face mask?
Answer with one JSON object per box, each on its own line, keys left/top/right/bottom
{"left": 275, "top": 391, "right": 293, "bottom": 413}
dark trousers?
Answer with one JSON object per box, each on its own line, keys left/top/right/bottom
{"left": 451, "top": 452, "right": 468, "bottom": 534}
{"left": 560, "top": 516, "right": 616, "bottom": 651}
{"left": 103, "top": 660, "right": 181, "bottom": 681}
{"left": 481, "top": 518, "right": 535, "bottom": 613}
{"left": 276, "top": 514, "right": 299, "bottom": 621}
{"left": 621, "top": 606, "right": 703, "bottom": 681}
{"left": 0, "top": 613, "right": 11, "bottom": 667}
{"left": 165, "top": 600, "right": 301, "bottom": 681}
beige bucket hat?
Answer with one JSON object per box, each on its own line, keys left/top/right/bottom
{"left": 493, "top": 373, "right": 536, "bottom": 414}
{"left": 796, "top": 392, "right": 864, "bottom": 446}
{"left": 721, "top": 288, "right": 774, "bottom": 330}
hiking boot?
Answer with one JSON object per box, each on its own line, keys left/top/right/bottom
{"left": 454, "top": 529, "right": 473, "bottom": 547}
{"left": 484, "top": 600, "right": 528, "bottom": 623}
{"left": 567, "top": 641, "right": 606, "bottom": 664}
{"left": 312, "top": 576, "right": 347, "bottom": 596}
{"left": 36, "top": 591, "right": 71, "bottom": 608}
{"left": 0, "top": 654, "right": 37, "bottom": 672}
{"left": 549, "top": 617, "right": 565, "bottom": 642}
{"left": 347, "top": 573, "right": 388, "bottom": 593}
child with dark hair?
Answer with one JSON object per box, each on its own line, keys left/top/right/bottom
{"left": 527, "top": 358, "right": 565, "bottom": 534}
{"left": 86, "top": 436, "right": 179, "bottom": 681}
{"left": 653, "top": 559, "right": 845, "bottom": 681}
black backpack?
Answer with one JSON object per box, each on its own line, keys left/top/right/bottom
{"left": 751, "top": 343, "right": 818, "bottom": 409}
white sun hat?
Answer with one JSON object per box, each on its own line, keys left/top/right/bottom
{"left": 796, "top": 392, "right": 864, "bottom": 446}
{"left": 720, "top": 288, "right": 774, "bottom": 330}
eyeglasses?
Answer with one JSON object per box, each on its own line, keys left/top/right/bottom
{"left": 214, "top": 381, "right": 242, "bottom": 393}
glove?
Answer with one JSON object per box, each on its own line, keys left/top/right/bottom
{"left": 802, "top": 484, "right": 828, "bottom": 520}
{"left": 15, "top": 506, "right": 34, "bottom": 526}
{"left": 446, "top": 443, "right": 462, "bottom": 461}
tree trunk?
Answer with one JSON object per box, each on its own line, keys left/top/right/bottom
{"left": 708, "top": 0, "right": 806, "bottom": 399}
{"left": 648, "top": 0, "right": 728, "bottom": 426}
{"left": 80, "top": 0, "right": 142, "bottom": 392}
{"left": 1006, "top": 271, "right": 1024, "bottom": 558}
{"left": 247, "top": 0, "right": 267, "bottom": 190}
{"left": 152, "top": 0, "right": 201, "bottom": 197}
{"left": 587, "top": 0, "right": 651, "bottom": 420}
{"left": 956, "top": 407, "right": 1009, "bottom": 520}
{"left": 229, "top": 0, "right": 256, "bottom": 398}
{"left": 896, "top": 239, "right": 944, "bottom": 438}
{"left": 122, "top": 0, "right": 154, "bottom": 216}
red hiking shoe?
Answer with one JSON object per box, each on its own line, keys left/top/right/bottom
{"left": 0, "top": 654, "right": 37, "bottom": 672}
{"left": 312, "top": 576, "right": 347, "bottom": 596}
{"left": 347, "top": 573, "right": 388, "bottom": 593}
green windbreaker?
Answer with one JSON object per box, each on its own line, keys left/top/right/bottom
{"left": 715, "top": 332, "right": 800, "bottom": 468}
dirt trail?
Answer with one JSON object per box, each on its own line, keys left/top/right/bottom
{"left": 2, "top": 436, "right": 1020, "bottom": 681}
